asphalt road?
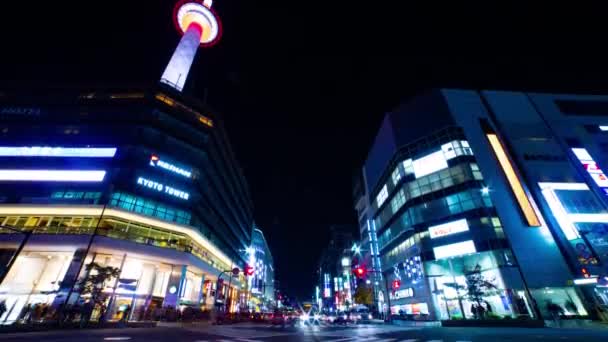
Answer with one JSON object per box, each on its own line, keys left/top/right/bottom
{"left": 0, "top": 322, "right": 607, "bottom": 341}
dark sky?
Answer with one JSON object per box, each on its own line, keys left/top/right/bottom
{"left": 2, "top": 1, "right": 608, "bottom": 299}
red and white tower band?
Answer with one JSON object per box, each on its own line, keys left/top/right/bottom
{"left": 160, "top": 0, "right": 222, "bottom": 92}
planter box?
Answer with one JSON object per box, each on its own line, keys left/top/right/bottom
{"left": 441, "top": 319, "right": 545, "bottom": 328}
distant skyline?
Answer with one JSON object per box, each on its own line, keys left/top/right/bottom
{"left": 2, "top": 1, "right": 608, "bottom": 299}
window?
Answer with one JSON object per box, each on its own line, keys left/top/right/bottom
{"left": 392, "top": 167, "right": 402, "bottom": 186}
{"left": 376, "top": 185, "right": 389, "bottom": 207}
{"left": 441, "top": 140, "right": 474, "bottom": 160}
{"left": 390, "top": 190, "right": 406, "bottom": 214}
{"left": 470, "top": 163, "right": 483, "bottom": 180}
{"left": 110, "top": 192, "right": 192, "bottom": 225}
{"left": 413, "top": 150, "right": 448, "bottom": 178}
{"left": 403, "top": 159, "right": 414, "bottom": 175}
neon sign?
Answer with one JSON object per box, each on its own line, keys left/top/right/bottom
{"left": 391, "top": 288, "right": 414, "bottom": 300}
{"left": 150, "top": 155, "right": 192, "bottom": 178}
{"left": 0, "top": 146, "right": 116, "bottom": 158}
{"left": 572, "top": 148, "right": 608, "bottom": 193}
{"left": 137, "top": 177, "right": 190, "bottom": 200}
{"left": 428, "top": 219, "right": 469, "bottom": 239}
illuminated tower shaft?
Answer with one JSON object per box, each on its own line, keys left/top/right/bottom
{"left": 160, "top": 1, "right": 221, "bottom": 92}
{"left": 160, "top": 23, "right": 203, "bottom": 92}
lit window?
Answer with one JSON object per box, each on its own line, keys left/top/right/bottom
{"left": 390, "top": 190, "right": 406, "bottom": 214}
{"left": 433, "top": 240, "right": 476, "bottom": 259}
{"left": 487, "top": 133, "right": 541, "bottom": 227}
{"left": 403, "top": 159, "right": 414, "bottom": 175}
{"left": 376, "top": 185, "right": 389, "bottom": 207}
{"left": 392, "top": 167, "right": 402, "bottom": 185}
{"left": 413, "top": 150, "right": 448, "bottom": 178}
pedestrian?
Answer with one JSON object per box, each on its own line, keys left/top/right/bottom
{"left": 477, "top": 303, "right": 486, "bottom": 319}
{"left": 470, "top": 304, "right": 478, "bottom": 319}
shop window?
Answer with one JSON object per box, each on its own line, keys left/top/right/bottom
{"left": 530, "top": 287, "right": 588, "bottom": 317}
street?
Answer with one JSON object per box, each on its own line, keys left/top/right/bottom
{"left": 0, "top": 323, "right": 607, "bottom": 342}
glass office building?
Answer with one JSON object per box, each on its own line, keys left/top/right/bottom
{"left": 362, "top": 90, "right": 608, "bottom": 322}
{"left": 0, "top": 87, "right": 254, "bottom": 324}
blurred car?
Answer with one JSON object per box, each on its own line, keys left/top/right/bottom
{"left": 332, "top": 313, "right": 349, "bottom": 325}
{"left": 271, "top": 310, "right": 297, "bottom": 327}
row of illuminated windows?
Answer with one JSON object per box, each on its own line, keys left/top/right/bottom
{"left": 377, "top": 140, "right": 474, "bottom": 207}
{"left": 377, "top": 188, "right": 493, "bottom": 251}
{"left": 52, "top": 191, "right": 102, "bottom": 202}
{"left": 377, "top": 163, "right": 482, "bottom": 228}
{"left": 0, "top": 214, "right": 230, "bottom": 272}
{"left": 110, "top": 192, "right": 192, "bottom": 225}
{"left": 381, "top": 217, "right": 505, "bottom": 268}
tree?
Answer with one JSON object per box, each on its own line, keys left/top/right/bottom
{"left": 77, "top": 262, "right": 121, "bottom": 323}
{"left": 353, "top": 285, "right": 373, "bottom": 306}
{"left": 464, "top": 264, "right": 497, "bottom": 318}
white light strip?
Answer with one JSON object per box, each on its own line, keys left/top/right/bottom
{"left": 538, "top": 182, "right": 589, "bottom": 191}
{"left": 433, "top": 240, "right": 476, "bottom": 260}
{"left": 568, "top": 213, "right": 608, "bottom": 223}
{"left": 540, "top": 188, "right": 580, "bottom": 240}
{"left": 600, "top": 126, "right": 608, "bottom": 132}
{"left": 0, "top": 205, "right": 234, "bottom": 268}
{"left": 0, "top": 147, "right": 117, "bottom": 158}
{"left": 0, "top": 170, "right": 106, "bottom": 182}
{"left": 573, "top": 277, "right": 598, "bottom": 285}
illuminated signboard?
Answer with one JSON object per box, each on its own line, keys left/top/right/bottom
{"left": 0, "top": 170, "right": 106, "bottom": 182}
{"left": 150, "top": 155, "right": 192, "bottom": 178}
{"left": 137, "top": 177, "right": 189, "bottom": 200}
{"left": 428, "top": 219, "right": 469, "bottom": 239}
{"left": 413, "top": 150, "right": 448, "bottom": 179}
{"left": 572, "top": 148, "right": 608, "bottom": 191}
{"left": 390, "top": 288, "right": 414, "bottom": 300}
{"left": 433, "top": 240, "right": 476, "bottom": 260}
{"left": 0, "top": 147, "right": 117, "bottom": 158}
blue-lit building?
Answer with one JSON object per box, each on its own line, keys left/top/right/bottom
{"left": 0, "top": 85, "right": 255, "bottom": 323}
{"left": 248, "top": 226, "right": 275, "bottom": 311}
{"left": 361, "top": 89, "right": 608, "bottom": 322}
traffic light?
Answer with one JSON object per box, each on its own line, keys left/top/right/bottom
{"left": 392, "top": 279, "right": 401, "bottom": 289}
{"left": 353, "top": 265, "right": 367, "bottom": 278}
{"left": 244, "top": 264, "right": 255, "bottom": 276}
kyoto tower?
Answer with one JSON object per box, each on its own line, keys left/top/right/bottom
{"left": 160, "top": 0, "right": 222, "bottom": 92}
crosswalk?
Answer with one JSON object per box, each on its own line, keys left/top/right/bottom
{"left": 192, "top": 338, "right": 471, "bottom": 342}
{"left": 186, "top": 324, "right": 472, "bottom": 342}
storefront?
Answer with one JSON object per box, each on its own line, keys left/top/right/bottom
{"left": 424, "top": 249, "right": 538, "bottom": 320}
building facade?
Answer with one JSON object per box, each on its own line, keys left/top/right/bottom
{"left": 317, "top": 225, "right": 357, "bottom": 313}
{"left": 353, "top": 171, "right": 384, "bottom": 314}
{"left": 0, "top": 86, "right": 255, "bottom": 323}
{"left": 361, "top": 89, "right": 608, "bottom": 322}
{"left": 248, "top": 227, "right": 275, "bottom": 312}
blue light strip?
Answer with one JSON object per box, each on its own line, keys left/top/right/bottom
{"left": 0, "top": 147, "right": 117, "bottom": 158}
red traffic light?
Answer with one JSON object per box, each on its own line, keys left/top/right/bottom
{"left": 353, "top": 265, "right": 367, "bottom": 278}
{"left": 392, "top": 280, "right": 401, "bottom": 289}
{"left": 244, "top": 264, "right": 255, "bottom": 276}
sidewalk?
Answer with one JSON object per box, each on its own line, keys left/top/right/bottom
{"left": 544, "top": 319, "right": 608, "bottom": 329}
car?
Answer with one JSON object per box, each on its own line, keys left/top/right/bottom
{"left": 271, "top": 311, "right": 297, "bottom": 327}
{"left": 332, "top": 313, "right": 349, "bottom": 325}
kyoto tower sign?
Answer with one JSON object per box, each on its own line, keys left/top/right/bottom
{"left": 160, "top": 0, "right": 222, "bottom": 92}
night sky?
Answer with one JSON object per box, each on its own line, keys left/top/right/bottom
{"left": 2, "top": 1, "right": 608, "bottom": 299}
